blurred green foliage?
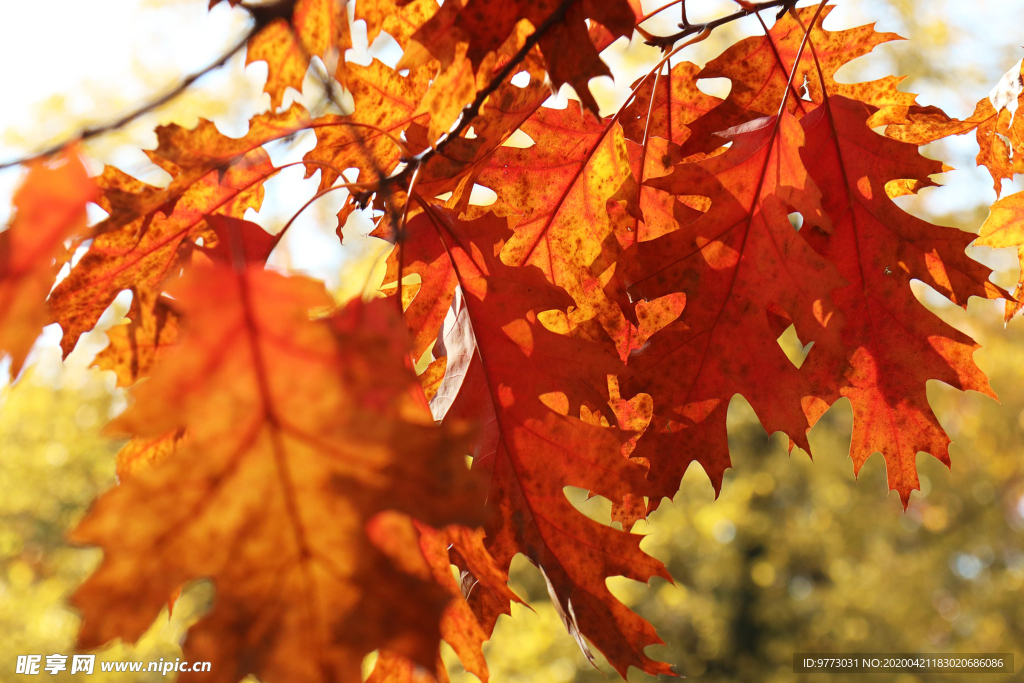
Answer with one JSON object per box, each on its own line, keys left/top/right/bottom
{"left": 0, "top": 351, "right": 214, "bottom": 682}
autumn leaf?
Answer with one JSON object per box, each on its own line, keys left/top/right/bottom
{"left": 798, "top": 96, "right": 1004, "bottom": 505}
{"left": 975, "top": 189, "right": 1024, "bottom": 321}
{"left": 72, "top": 265, "right": 484, "bottom": 682}
{"left": 114, "top": 429, "right": 187, "bottom": 479}
{"left": 356, "top": 0, "right": 442, "bottom": 50}
{"left": 410, "top": 55, "right": 551, "bottom": 211}
{"left": 303, "top": 60, "right": 432, "bottom": 189}
{"left": 621, "top": 110, "right": 843, "bottom": 500}
{"left": 409, "top": 20, "right": 629, "bottom": 211}
{"left": 618, "top": 60, "right": 720, "bottom": 245}
{"left": 367, "top": 521, "right": 523, "bottom": 683}
{"left": 50, "top": 107, "right": 309, "bottom": 356}
{"left": 470, "top": 102, "right": 643, "bottom": 359}
{"left": 380, "top": 211, "right": 460, "bottom": 361}
{"left": 886, "top": 58, "right": 1024, "bottom": 195}
{"left": 141, "top": 104, "right": 308, "bottom": 190}
{"left": 366, "top": 651, "right": 441, "bottom": 683}
{"left": 417, "top": 206, "right": 673, "bottom": 678}
{"left": 50, "top": 150, "right": 272, "bottom": 356}
{"left": 888, "top": 57, "right": 1024, "bottom": 320}
{"left": 246, "top": 0, "right": 352, "bottom": 108}
{"left": 0, "top": 149, "right": 96, "bottom": 377}
{"left": 403, "top": 0, "right": 638, "bottom": 115}
{"left": 677, "top": 5, "right": 916, "bottom": 159}
{"left": 95, "top": 287, "right": 179, "bottom": 388}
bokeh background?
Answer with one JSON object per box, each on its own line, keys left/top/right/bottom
{"left": 1, "top": 0, "right": 1024, "bottom": 681}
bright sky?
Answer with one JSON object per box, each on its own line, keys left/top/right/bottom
{"left": 0, "top": 0, "right": 1022, "bottom": 369}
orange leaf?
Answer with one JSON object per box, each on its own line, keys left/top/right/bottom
{"left": 72, "top": 265, "right": 484, "bottom": 681}
{"left": 404, "top": 0, "right": 638, "bottom": 114}
{"left": 368, "top": 522, "right": 523, "bottom": 683}
{"left": 471, "top": 103, "right": 642, "bottom": 359}
{"left": 619, "top": 61, "right": 720, "bottom": 245}
{"left": 50, "top": 107, "right": 309, "bottom": 356}
{"left": 625, "top": 111, "right": 843, "bottom": 499}
{"left": 95, "top": 287, "right": 179, "bottom": 388}
{"left": 887, "top": 58, "right": 1024, "bottom": 195}
{"left": 975, "top": 191, "right": 1024, "bottom": 321}
{"left": 245, "top": 0, "right": 352, "bottom": 108}
{"left": 799, "top": 96, "right": 1003, "bottom": 506}
{"left": 0, "top": 149, "right": 96, "bottom": 376}
{"left": 303, "top": 61, "right": 432, "bottom": 190}
{"left": 419, "top": 207, "right": 673, "bottom": 678}
{"left": 678, "top": 5, "right": 914, "bottom": 158}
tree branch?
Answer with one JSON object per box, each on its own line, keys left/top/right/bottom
{"left": 0, "top": 24, "right": 260, "bottom": 171}
{"left": 644, "top": 0, "right": 799, "bottom": 50}
{"left": 388, "top": 0, "right": 578, "bottom": 190}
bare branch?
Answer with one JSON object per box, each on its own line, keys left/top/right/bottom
{"left": 0, "top": 25, "right": 258, "bottom": 171}
{"left": 644, "top": 0, "right": 799, "bottom": 51}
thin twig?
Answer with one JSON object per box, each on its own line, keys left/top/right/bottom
{"left": 638, "top": 0, "right": 686, "bottom": 25}
{"left": 0, "top": 25, "right": 257, "bottom": 170}
{"left": 645, "top": 0, "right": 799, "bottom": 50}
{"left": 0, "top": 0, "right": 309, "bottom": 171}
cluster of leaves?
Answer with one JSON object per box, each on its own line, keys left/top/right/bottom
{"left": 2, "top": 0, "right": 1024, "bottom": 680}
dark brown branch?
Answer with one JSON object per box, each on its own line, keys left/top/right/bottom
{"left": 645, "top": 0, "right": 799, "bottom": 50}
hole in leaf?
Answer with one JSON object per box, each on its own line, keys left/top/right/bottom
{"left": 799, "top": 74, "right": 813, "bottom": 101}
{"left": 367, "top": 30, "right": 402, "bottom": 68}
{"left": 696, "top": 77, "right": 731, "bottom": 99}
{"left": 788, "top": 211, "right": 804, "bottom": 231}
{"left": 510, "top": 71, "right": 531, "bottom": 88}
{"left": 777, "top": 323, "right": 813, "bottom": 369}
{"left": 502, "top": 128, "right": 535, "bottom": 148}
{"left": 468, "top": 184, "right": 497, "bottom": 207}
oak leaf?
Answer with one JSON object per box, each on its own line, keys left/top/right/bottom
{"left": 72, "top": 264, "right": 484, "bottom": 682}
{"left": 410, "top": 56, "right": 552, "bottom": 211}
{"left": 366, "top": 521, "right": 522, "bottom": 683}
{"left": 975, "top": 190, "right": 1024, "bottom": 321}
{"left": 409, "top": 21, "right": 628, "bottom": 210}
{"left": 470, "top": 102, "right": 643, "bottom": 359}
{"left": 623, "top": 111, "right": 843, "bottom": 499}
{"left": 886, "top": 58, "right": 1024, "bottom": 195}
{"left": 887, "top": 57, "right": 1024, "bottom": 321}
{"left": 95, "top": 287, "right": 179, "bottom": 388}
{"left": 246, "top": 0, "right": 352, "bottom": 108}
{"left": 403, "top": 0, "right": 638, "bottom": 114}
{"left": 303, "top": 60, "right": 432, "bottom": 190}
{"left": 50, "top": 107, "right": 309, "bottom": 355}
{"left": 798, "top": 96, "right": 1003, "bottom": 504}
{"left": 418, "top": 207, "right": 673, "bottom": 678}
{"left": 678, "top": 5, "right": 916, "bottom": 158}
{"left": 619, "top": 60, "right": 720, "bottom": 245}
{"left": 0, "top": 149, "right": 96, "bottom": 376}
{"left": 356, "top": 0, "right": 441, "bottom": 50}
